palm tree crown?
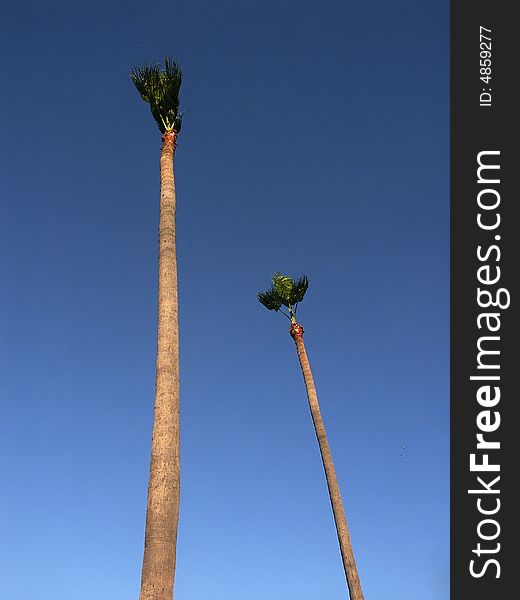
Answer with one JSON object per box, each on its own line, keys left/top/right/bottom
{"left": 258, "top": 273, "right": 309, "bottom": 322}
{"left": 131, "top": 57, "right": 183, "bottom": 133}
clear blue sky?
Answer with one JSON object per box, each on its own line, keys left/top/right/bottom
{"left": 0, "top": 1, "right": 448, "bottom": 598}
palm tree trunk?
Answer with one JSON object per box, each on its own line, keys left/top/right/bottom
{"left": 290, "top": 322, "right": 364, "bottom": 600}
{"left": 139, "top": 131, "right": 180, "bottom": 600}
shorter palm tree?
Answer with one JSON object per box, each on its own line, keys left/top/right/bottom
{"left": 258, "top": 273, "right": 365, "bottom": 600}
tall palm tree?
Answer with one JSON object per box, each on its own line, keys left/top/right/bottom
{"left": 131, "top": 58, "right": 183, "bottom": 600}
{"left": 258, "top": 273, "right": 365, "bottom": 600}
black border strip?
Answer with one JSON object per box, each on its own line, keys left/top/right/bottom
{"left": 451, "top": 1, "right": 517, "bottom": 596}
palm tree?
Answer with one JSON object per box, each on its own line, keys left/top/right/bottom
{"left": 258, "top": 274, "right": 365, "bottom": 600}
{"left": 131, "top": 58, "right": 183, "bottom": 600}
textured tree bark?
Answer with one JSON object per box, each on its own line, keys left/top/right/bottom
{"left": 290, "top": 323, "right": 364, "bottom": 600}
{"left": 139, "top": 132, "right": 180, "bottom": 600}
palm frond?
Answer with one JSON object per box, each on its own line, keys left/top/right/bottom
{"left": 271, "top": 273, "right": 293, "bottom": 307}
{"left": 290, "top": 275, "right": 309, "bottom": 305}
{"left": 131, "top": 58, "right": 183, "bottom": 133}
{"left": 257, "top": 289, "right": 282, "bottom": 311}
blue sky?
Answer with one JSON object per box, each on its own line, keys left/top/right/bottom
{"left": 0, "top": 1, "right": 449, "bottom": 598}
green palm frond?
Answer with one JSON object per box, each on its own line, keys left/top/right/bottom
{"left": 131, "top": 57, "right": 183, "bottom": 133}
{"left": 290, "top": 275, "right": 309, "bottom": 305}
{"left": 257, "top": 290, "right": 282, "bottom": 311}
{"left": 272, "top": 273, "right": 293, "bottom": 307}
